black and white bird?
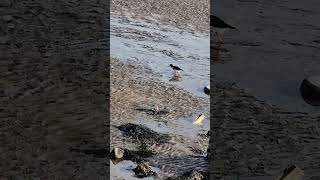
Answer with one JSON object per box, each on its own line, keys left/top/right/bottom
{"left": 170, "top": 64, "right": 183, "bottom": 71}
{"left": 210, "top": 15, "right": 236, "bottom": 43}
{"left": 169, "top": 64, "right": 183, "bottom": 76}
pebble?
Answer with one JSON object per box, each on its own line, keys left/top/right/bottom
{"left": 133, "top": 162, "right": 156, "bottom": 178}
{"left": 300, "top": 76, "right": 320, "bottom": 106}
{"left": 111, "top": 147, "right": 124, "bottom": 159}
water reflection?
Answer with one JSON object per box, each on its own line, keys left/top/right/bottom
{"left": 211, "top": 41, "right": 232, "bottom": 64}
{"left": 169, "top": 73, "right": 182, "bottom": 82}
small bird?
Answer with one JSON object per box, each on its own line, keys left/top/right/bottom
{"left": 210, "top": 15, "right": 236, "bottom": 43}
{"left": 170, "top": 64, "right": 183, "bottom": 76}
{"left": 170, "top": 64, "right": 183, "bottom": 71}
{"left": 193, "top": 114, "right": 205, "bottom": 127}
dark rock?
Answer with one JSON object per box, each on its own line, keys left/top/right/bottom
{"left": 300, "top": 76, "right": 320, "bottom": 106}
{"left": 133, "top": 162, "right": 156, "bottom": 178}
{"left": 204, "top": 85, "right": 210, "bottom": 95}
{"left": 167, "top": 169, "right": 207, "bottom": 180}
{"left": 111, "top": 148, "right": 157, "bottom": 163}
{"left": 118, "top": 123, "right": 170, "bottom": 144}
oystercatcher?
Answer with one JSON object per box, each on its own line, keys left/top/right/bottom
{"left": 210, "top": 15, "right": 236, "bottom": 43}
{"left": 170, "top": 64, "right": 183, "bottom": 71}
{"left": 169, "top": 64, "right": 183, "bottom": 76}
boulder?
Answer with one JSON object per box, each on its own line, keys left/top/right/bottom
{"left": 300, "top": 76, "right": 320, "bottom": 106}
{"left": 133, "top": 162, "right": 156, "bottom": 178}
{"left": 204, "top": 85, "right": 210, "bottom": 95}
{"left": 110, "top": 147, "right": 124, "bottom": 159}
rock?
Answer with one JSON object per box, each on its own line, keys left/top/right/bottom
{"left": 204, "top": 85, "right": 210, "bottom": 95}
{"left": 133, "top": 162, "right": 156, "bottom": 178}
{"left": 169, "top": 170, "right": 206, "bottom": 180}
{"left": 300, "top": 76, "right": 320, "bottom": 106}
{"left": 110, "top": 147, "right": 124, "bottom": 159}
{"left": 185, "top": 170, "right": 205, "bottom": 180}
{"left": 118, "top": 123, "right": 170, "bottom": 144}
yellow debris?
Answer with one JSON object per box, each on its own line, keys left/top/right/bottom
{"left": 193, "top": 114, "right": 205, "bottom": 127}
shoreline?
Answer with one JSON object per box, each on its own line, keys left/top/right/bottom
{"left": 110, "top": 57, "right": 320, "bottom": 179}
{"left": 211, "top": 81, "right": 320, "bottom": 179}
{"left": 110, "top": 0, "right": 320, "bottom": 179}
{"left": 110, "top": 58, "right": 210, "bottom": 178}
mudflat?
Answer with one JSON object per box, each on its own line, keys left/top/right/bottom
{"left": 111, "top": 0, "right": 320, "bottom": 179}
{"left": 110, "top": 58, "right": 210, "bottom": 179}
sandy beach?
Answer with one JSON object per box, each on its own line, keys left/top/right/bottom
{"left": 111, "top": 0, "right": 210, "bottom": 33}
{"left": 110, "top": 58, "right": 210, "bottom": 179}
{"left": 0, "top": 0, "right": 108, "bottom": 179}
{"left": 110, "top": 0, "right": 212, "bottom": 178}
{"left": 2, "top": 0, "right": 319, "bottom": 179}
{"left": 110, "top": 0, "right": 320, "bottom": 179}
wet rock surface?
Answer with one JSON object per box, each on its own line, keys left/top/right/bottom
{"left": 118, "top": 123, "right": 171, "bottom": 144}
{"left": 167, "top": 169, "right": 208, "bottom": 180}
{"left": 133, "top": 162, "right": 157, "bottom": 178}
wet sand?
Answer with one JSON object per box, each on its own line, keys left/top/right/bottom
{"left": 212, "top": 0, "right": 320, "bottom": 114}
{"left": 111, "top": 0, "right": 320, "bottom": 179}
{"left": 110, "top": 58, "right": 320, "bottom": 179}
{"left": 111, "top": 0, "right": 209, "bottom": 33}
{"left": 211, "top": 1, "right": 320, "bottom": 179}
{"left": 0, "top": 0, "right": 108, "bottom": 179}
{"left": 110, "top": 58, "right": 210, "bottom": 178}
{"left": 211, "top": 80, "right": 320, "bottom": 179}
{"left": 110, "top": 0, "right": 210, "bottom": 178}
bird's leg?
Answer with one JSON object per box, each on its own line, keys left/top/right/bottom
{"left": 174, "top": 70, "right": 178, "bottom": 76}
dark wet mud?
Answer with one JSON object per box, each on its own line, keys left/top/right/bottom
{"left": 210, "top": 81, "right": 320, "bottom": 180}
{"left": 212, "top": 0, "right": 320, "bottom": 115}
